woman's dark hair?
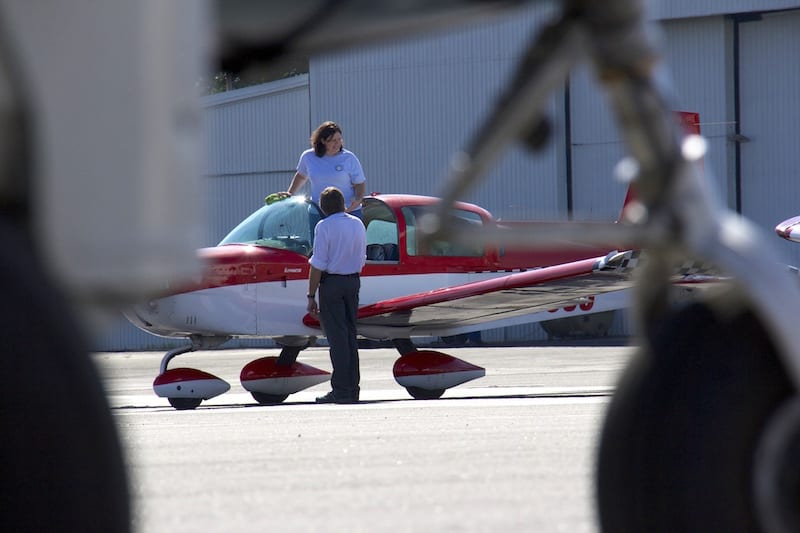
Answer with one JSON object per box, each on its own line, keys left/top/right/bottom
{"left": 319, "top": 186, "right": 345, "bottom": 215}
{"left": 310, "top": 121, "right": 342, "bottom": 157}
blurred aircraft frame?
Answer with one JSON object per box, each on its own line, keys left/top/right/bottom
{"left": 3, "top": 0, "right": 800, "bottom": 531}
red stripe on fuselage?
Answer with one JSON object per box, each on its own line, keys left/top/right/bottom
{"left": 161, "top": 241, "right": 608, "bottom": 297}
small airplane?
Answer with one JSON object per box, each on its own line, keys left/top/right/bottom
{"left": 776, "top": 216, "right": 800, "bottom": 244}
{"left": 126, "top": 192, "right": 704, "bottom": 409}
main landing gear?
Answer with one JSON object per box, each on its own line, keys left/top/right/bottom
{"left": 152, "top": 337, "right": 231, "bottom": 410}
{"left": 239, "top": 338, "right": 330, "bottom": 405}
{"left": 152, "top": 336, "right": 487, "bottom": 409}
{"left": 391, "top": 338, "right": 485, "bottom": 400}
{"left": 152, "top": 336, "right": 330, "bottom": 409}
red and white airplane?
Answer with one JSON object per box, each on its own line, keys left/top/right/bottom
{"left": 126, "top": 192, "right": 652, "bottom": 409}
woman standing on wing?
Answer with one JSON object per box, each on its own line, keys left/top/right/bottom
{"left": 283, "top": 121, "right": 367, "bottom": 219}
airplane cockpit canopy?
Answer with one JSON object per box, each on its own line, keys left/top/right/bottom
{"left": 218, "top": 196, "right": 322, "bottom": 256}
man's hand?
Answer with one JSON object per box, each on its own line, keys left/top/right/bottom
{"left": 307, "top": 296, "right": 319, "bottom": 315}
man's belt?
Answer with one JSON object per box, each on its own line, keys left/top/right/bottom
{"left": 321, "top": 272, "right": 360, "bottom": 280}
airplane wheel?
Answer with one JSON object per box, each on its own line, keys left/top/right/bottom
{"left": 406, "top": 386, "right": 445, "bottom": 400}
{"left": 251, "top": 392, "right": 289, "bottom": 405}
{"left": 754, "top": 397, "right": 800, "bottom": 532}
{"left": 596, "top": 301, "right": 796, "bottom": 532}
{"left": 168, "top": 397, "right": 203, "bottom": 410}
{"left": 0, "top": 221, "right": 130, "bottom": 532}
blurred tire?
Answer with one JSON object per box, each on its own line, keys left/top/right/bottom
{"left": 0, "top": 221, "right": 130, "bottom": 532}
{"left": 596, "top": 301, "right": 795, "bottom": 532}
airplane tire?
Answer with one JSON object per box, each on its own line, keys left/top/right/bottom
{"left": 0, "top": 221, "right": 130, "bottom": 532}
{"left": 596, "top": 301, "right": 796, "bottom": 532}
{"left": 251, "top": 392, "right": 289, "bottom": 405}
{"left": 406, "top": 386, "right": 445, "bottom": 400}
{"left": 753, "top": 397, "right": 800, "bottom": 532}
{"left": 168, "top": 397, "right": 203, "bottom": 410}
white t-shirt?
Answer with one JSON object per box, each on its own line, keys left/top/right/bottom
{"left": 296, "top": 148, "right": 366, "bottom": 207}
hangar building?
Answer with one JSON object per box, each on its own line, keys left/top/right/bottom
{"left": 97, "top": 1, "right": 800, "bottom": 350}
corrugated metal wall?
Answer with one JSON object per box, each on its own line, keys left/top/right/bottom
{"left": 650, "top": 0, "right": 800, "bottom": 20}
{"left": 738, "top": 10, "right": 800, "bottom": 269}
{"left": 310, "top": 4, "right": 566, "bottom": 222}
{"left": 203, "top": 76, "right": 311, "bottom": 244}
{"left": 92, "top": 3, "right": 800, "bottom": 350}
{"left": 93, "top": 77, "right": 311, "bottom": 351}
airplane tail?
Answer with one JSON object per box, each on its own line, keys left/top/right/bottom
{"left": 618, "top": 185, "right": 639, "bottom": 223}
{"left": 618, "top": 111, "right": 700, "bottom": 223}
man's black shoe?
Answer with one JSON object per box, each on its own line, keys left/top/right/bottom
{"left": 315, "top": 391, "right": 337, "bottom": 404}
{"left": 316, "top": 391, "right": 358, "bottom": 404}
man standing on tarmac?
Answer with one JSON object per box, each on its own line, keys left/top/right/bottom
{"left": 306, "top": 186, "right": 366, "bottom": 404}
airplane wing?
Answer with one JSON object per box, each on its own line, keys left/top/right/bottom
{"left": 303, "top": 250, "right": 642, "bottom": 335}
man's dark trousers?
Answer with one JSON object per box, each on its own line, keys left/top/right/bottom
{"left": 319, "top": 274, "right": 360, "bottom": 400}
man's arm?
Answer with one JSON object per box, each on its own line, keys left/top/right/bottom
{"left": 307, "top": 265, "right": 323, "bottom": 314}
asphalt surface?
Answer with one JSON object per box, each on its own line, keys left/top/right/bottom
{"left": 95, "top": 344, "right": 635, "bottom": 533}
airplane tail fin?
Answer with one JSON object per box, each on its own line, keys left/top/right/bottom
{"left": 618, "top": 111, "right": 701, "bottom": 223}
{"left": 618, "top": 185, "right": 639, "bottom": 223}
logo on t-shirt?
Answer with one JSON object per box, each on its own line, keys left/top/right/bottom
{"left": 335, "top": 165, "right": 343, "bottom": 171}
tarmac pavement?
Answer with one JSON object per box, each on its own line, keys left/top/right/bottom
{"left": 94, "top": 344, "right": 635, "bottom": 533}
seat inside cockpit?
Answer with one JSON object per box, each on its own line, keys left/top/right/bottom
{"left": 363, "top": 200, "right": 399, "bottom": 262}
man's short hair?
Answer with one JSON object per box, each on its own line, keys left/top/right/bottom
{"left": 320, "top": 186, "right": 345, "bottom": 215}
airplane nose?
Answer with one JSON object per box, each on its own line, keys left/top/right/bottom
{"left": 125, "top": 296, "right": 176, "bottom": 333}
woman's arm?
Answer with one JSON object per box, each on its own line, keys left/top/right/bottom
{"left": 348, "top": 181, "right": 366, "bottom": 212}
{"left": 286, "top": 172, "right": 308, "bottom": 195}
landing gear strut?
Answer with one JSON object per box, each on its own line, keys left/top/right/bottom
{"left": 153, "top": 336, "right": 232, "bottom": 409}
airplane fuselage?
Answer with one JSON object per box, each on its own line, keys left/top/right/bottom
{"left": 126, "top": 194, "right": 618, "bottom": 341}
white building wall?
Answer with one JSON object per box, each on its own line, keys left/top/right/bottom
{"left": 649, "top": 0, "right": 800, "bottom": 20}
{"left": 94, "top": 77, "right": 311, "bottom": 351}
{"left": 568, "top": 16, "right": 733, "bottom": 219}
{"left": 310, "top": 3, "right": 567, "bottom": 221}
{"left": 202, "top": 76, "right": 311, "bottom": 244}
{"left": 738, "top": 10, "right": 800, "bottom": 269}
